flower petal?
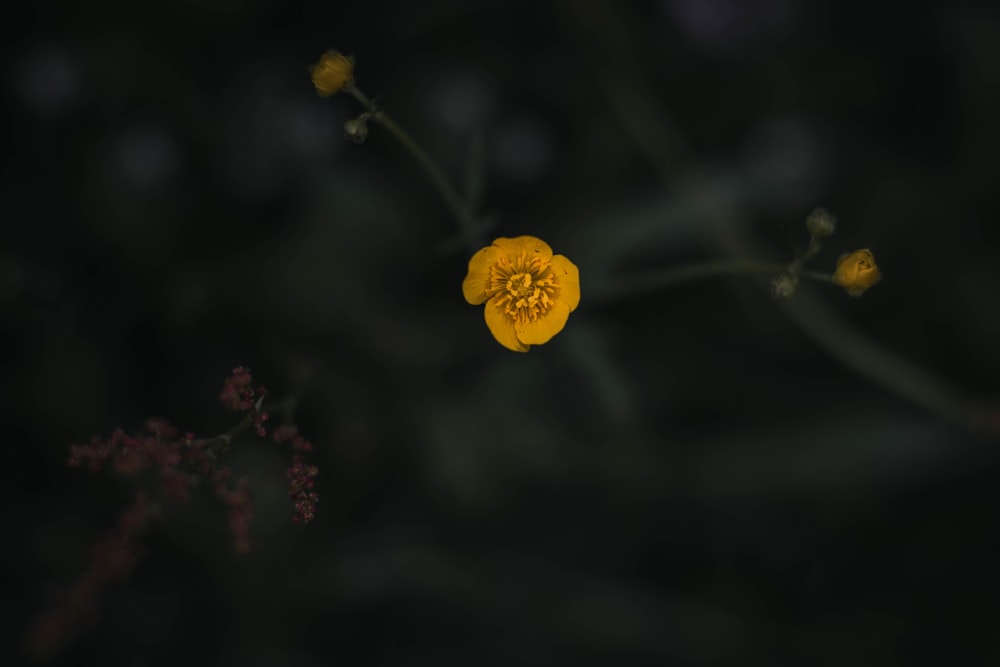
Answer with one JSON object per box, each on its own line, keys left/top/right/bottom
{"left": 491, "top": 236, "right": 553, "bottom": 262}
{"left": 463, "top": 245, "right": 502, "bottom": 305}
{"left": 550, "top": 254, "right": 580, "bottom": 312}
{"left": 485, "top": 296, "right": 530, "bottom": 352}
{"left": 514, "top": 300, "right": 570, "bottom": 346}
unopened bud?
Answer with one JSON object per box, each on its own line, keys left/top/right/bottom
{"left": 832, "top": 248, "right": 881, "bottom": 297}
{"left": 770, "top": 274, "right": 798, "bottom": 300}
{"left": 310, "top": 51, "right": 355, "bottom": 97}
{"left": 344, "top": 116, "right": 369, "bottom": 144}
{"left": 806, "top": 208, "right": 837, "bottom": 238}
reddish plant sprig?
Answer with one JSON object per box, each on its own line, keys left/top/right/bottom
{"left": 273, "top": 425, "right": 320, "bottom": 523}
{"left": 287, "top": 455, "right": 319, "bottom": 524}
{"left": 69, "top": 419, "right": 211, "bottom": 508}
{"left": 67, "top": 414, "right": 258, "bottom": 551}
{"left": 28, "top": 492, "right": 158, "bottom": 660}
{"left": 34, "top": 367, "right": 319, "bottom": 660}
{"left": 220, "top": 366, "right": 269, "bottom": 437}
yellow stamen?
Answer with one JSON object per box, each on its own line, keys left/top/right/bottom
{"left": 488, "top": 252, "right": 560, "bottom": 325}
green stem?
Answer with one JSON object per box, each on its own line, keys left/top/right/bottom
{"left": 345, "top": 84, "right": 478, "bottom": 249}
{"left": 561, "top": 0, "right": 984, "bottom": 430}
{"left": 200, "top": 396, "right": 298, "bottom": 459}
{"left": 594, "top": 258, "right": 975, "bottom": 426}
{"left": 593, "top": 260, "right": 832, "bottom": 302}
{"left": 788, "top": 234, "right": 823, "bottom": 275}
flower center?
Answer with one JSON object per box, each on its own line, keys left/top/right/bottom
{"left": 489, "top": 253, "right": 559, "bottom": 324}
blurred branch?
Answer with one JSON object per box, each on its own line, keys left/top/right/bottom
{"left": 562, "top": 0, "right": 985, "bottom": 430}
{"left": 559, "top": 0, "right": 689, "bottom": 182}
{"left": 780, "top": 290, "right": 973, "bottom": 426}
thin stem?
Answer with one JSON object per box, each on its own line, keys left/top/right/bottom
{"left": 798, "top": 269, "right": 834, "bottom": 283}
{"left": 563, "top": 1, "right": 986, "bottom": 429}
{"left": 594, "top": 257, "right": 975, "bottom": 425}
{"left": 200, "top": 396, "right": 298, "bottom": 459}
{"left": 788, "top": 234, "right": 823, "bottom": 275}
{"left": 593, "top": 260, "right": 832, "bottom": 302}
{"left": 345, "top": 84, "right": 479, "bottom": 250}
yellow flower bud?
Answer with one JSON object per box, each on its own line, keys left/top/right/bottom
{"left": 832, "top": 248, "right": 881, "bottom": 296}
{"left": 310, "top": 51, "right": 354, "bottom": 97}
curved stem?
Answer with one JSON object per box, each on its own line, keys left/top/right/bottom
{"left": 345, "top": 85, "right": 479, "bottom": 250}
{"left": 562, "top": 1, "right": 986, "bottom": 429}
{"left": 781, "top": 289, "right": 973, "bottom": 426}
{"left": 788, "top": 235, "right": 823, "bottom": 275}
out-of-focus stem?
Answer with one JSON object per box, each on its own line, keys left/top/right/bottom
{"left": 781, "top": 289, "right": 973, "bottom": 425}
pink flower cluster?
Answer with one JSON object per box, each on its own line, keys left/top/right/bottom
{"left": 287, "top": 457, "right": 319, "bottom": 524}
{"left": 274, "top": 425, "right": 319, "bottom": 523}
{"left": 69, "top": 419, "right": 194, "bottom": 499}
{"left": 220, "top": 366, "right": 269, "bottom": 437}
{"left": 67, "top": 417, "right": 254, "bottom": 549}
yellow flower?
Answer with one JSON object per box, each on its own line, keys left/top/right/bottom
{"left": 832, "top": 248, "right": 881, "bottom": 296}
{"left": 463, "top": 236, "right": 580, "bottom": 352}
{"left": 310, "top": 51, "right": 354, "bottom": 97}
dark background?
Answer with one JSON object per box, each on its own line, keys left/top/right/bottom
{"left": 4, "top": 0, "right": 1000, "bottom": 665}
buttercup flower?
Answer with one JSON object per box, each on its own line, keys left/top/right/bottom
{"left": 832, "top": 248, "right": 881, "bottom": 296}
{"left": 310, "top": 51, "right": 354, "bottom": 97}
{"left": 463, "top": 236, "right": 580, "bottom": 352}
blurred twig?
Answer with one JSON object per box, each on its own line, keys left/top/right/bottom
{"left": 559, "top": 0, "right": 688, "bottom": 183}
{"left": 780, "top": 290, "right": 973, "bottom": 425}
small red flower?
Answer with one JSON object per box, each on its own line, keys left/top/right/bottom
{"left": 219, "top": 366, "right": 257, "bottom": 412}
{"left": 287, "top": 454, "right": 319, "bottom": 524}
{"left": 220, "top": 367, "right": 270, "bottom": 437}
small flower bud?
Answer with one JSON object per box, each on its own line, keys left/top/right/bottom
{"left": 310, "top": 51, "right": 354, "bottom": 97}
{"left": 343, "top": 116, "right": 369, "bottom": 144}
{"left": 806, "top": 208, "right": 837, "bottom": 238}
{"left": 770, "top": 274, "right": 798, "bottom": 300}
{"left": 832, "top": 248, "right": 881, "bottom": 297}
